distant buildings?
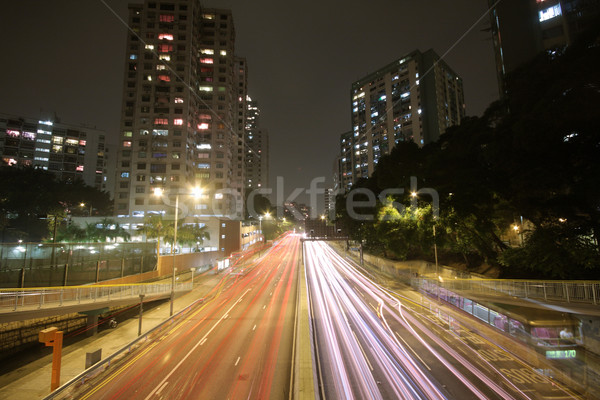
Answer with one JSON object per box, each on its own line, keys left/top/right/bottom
{"left": 244, "top": 96, "right": 269, "bottom": 191}
{"left": 488, "top": 0, "right": 600, "bottom": 97}
{"left": 340, "top": 49, "right": 465, "bottom": 188}
{"left": 114, "top": 2, "right": 246, "bottom": 219}
{"left": 0, "top": 112, "right": 115, "bottom": 194}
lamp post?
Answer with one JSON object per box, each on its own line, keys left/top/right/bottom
{"left": 154, "top": 186, "right": 202, "bottom": 316}
{"left": 80, "top": 202, "right": 92, "bottom": 217}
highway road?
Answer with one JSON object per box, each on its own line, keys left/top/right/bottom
{"left": 304, "top": 240, "right": 580, "bottom": 400}
{"left": 72, "top": 234, "right": 300, "bottom": 400}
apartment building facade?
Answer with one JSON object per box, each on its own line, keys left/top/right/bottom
{"left": 0, "top": 112, "right": 114, "bottom": 194}
{"left": 114, "top": 1, "right": 245, "bottom": 219}
{"left": 342, "top": 49, "right": 465, "bottom": 187}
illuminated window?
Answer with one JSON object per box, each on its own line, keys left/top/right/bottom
{"left": 200, "top": 58, "right": 213, "bottom": 64}
{"left": 154, "top": 118, "right": 169, "bottom": 125}
{"left": 199, "top": 86, "right": 212, "bottom": 92}
{"left": 76, "top": 165, "right": 84, "bottom": 172}
{"left": 174, "top": 97, "right": 184, "bottom": 103}
{"left": 123, "top": 141, "right": 132, "bottom": 147}
{"left": 202, "top": 13, "right": 215, "bottom": 19}
{"left": 159, "top": 55, "right": 171, "bottom": 61}
{"left": 6, "top": 129, "right": 20, "bottom": 137}
{"left": 159, "top": 14, "right": 174, "bottom": 22}
{"left": 200, "top": 49, "right": 214, "bottom": 55}
{"left": 174, "top": 118, "right": 183, "bottom": 125}
{"left": 158, "top": 44, "right": 173, "bottom": 53}
{"left": 220, "top": 50, "right": 227, "bottom": 56}
{"left": 198, "top": 123, "right": 209, "bottom": 130}
{"left": 156, "top": 65, "right": 167, "bottom": 70}
{"left": 158, "top": 75, "right": 170, "bottom": 82}
{"left": 152, "top": 129, "right": 168, "bottom": 136}
{"left": 539, "top": 4, "right": 562, "bottom": 21}
{"left": 158, "top": 33, "right": 174, "bottom": 40}
{"left": 145, "top": 44, "right": 154, "bottom": 50}
{"left": 129, "top": 54, "right": 137, "bottom": 60}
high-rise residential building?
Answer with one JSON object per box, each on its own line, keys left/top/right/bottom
{"left": 344, "top": 49, "right": 465, "bottom": 187}
{"left": 244, "top": 96, "right": 269, "bottom": 191}
{"left": 233, "top": 57, "right": 248, "bottom": 203}
{"left": 488, "top": 0, "right": 600, "bottom": 97}
{"left": 339, "top": 130, "right": 353, "bottom": 191}
{"left": 114, "top": 1, "right": 245, "bottom": 219}
{"left": 0, "top": 112, "right": 114, "bottom": 194}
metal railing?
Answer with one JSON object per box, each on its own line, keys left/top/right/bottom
{"left": 0, "top": 282, "right": 192, "bottom": 312}
{"left": 420, "top": 277, "right": 600, "bottom": 305}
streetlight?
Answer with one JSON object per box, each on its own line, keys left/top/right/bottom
{"left": 80, "top": 202, "right": 92, "bottom": 216}
{"left": 154, "top": 186, "right": 202, "bottom": 316}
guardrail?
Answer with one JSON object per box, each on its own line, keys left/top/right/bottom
{"left": 0, "top": 282, "right": 192, "bottom": 312}
{"left": 419, "top": 277, "right": 600, "bottom": 305}
{"left": 41, "top": 295, "right": 204, "bottom": 400}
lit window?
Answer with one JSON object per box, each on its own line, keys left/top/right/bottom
{"left": 220, "top": 50, "right": 227, "bottom": 56}
{"left": 152, "top": 129, "right": 169, "bottom": 136}
{"left": 202, "top": 13, "right": 215, "bottom": 19}
{"left": 174, "top": 97, "right": 184, "bottom": 103}
{"left": 159, "top": 55, "right": 171, "bottom": 61}
{"left": 158, "top": 75, "right": 170, "bottom": 82}
{"left": 158, "top": 33, "right": 174, "bottom": 40}
{"left": 123, "top": 141, "right": 132, "bottom": 147}
{"left": 198, "top": 123, "right": 209, "bottom": 130}
{"left": 200, "top": 58, "right": 213, "bottom": 64}
{"left": 79, "top": 140, "right": 86, "bottom": 146}
{"left": 121, "top": 172, "right": 130, "bottom": 178}
{"left": 156, "top": 65, "right": 167, "bottom": 70}
{"left": 539, "top": 4, "right": 561, "bottom": 22}
{"left": 159, "top": 14, "right": 175, "bottom": 22}
{"left": 154, "top": 118, "right": 169, "bottom": 125}
{"left": 6, "top": 129, "right": 20, "bottom": 137}
{"left": 129, "top": 54, "right": 138, "bottom": 60}
{"left": 76, "top": 165, "right": 84, "bottom": 172}
{"left": 174, "top": 119, "right": 183, "bottom": 125}
{"left": 199, "top": 86, "right": 213, "bottom": 92}
{"left": 200, "top": 49, "right": 214, "bottom": 55}
{"left": 145, "top": 44, "right": 154, "bottom": 50}
{"left": 158, "top": 44, "right": 173, "bottom": 53}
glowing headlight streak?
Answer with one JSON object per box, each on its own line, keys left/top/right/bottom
{"left": 305, "top": 241, "right": 446, "bottom": 399}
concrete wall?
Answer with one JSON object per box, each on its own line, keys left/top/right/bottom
{"left": 157, "top": 251, "right": 222, "bottom": 277}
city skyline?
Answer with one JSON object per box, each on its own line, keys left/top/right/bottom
{"left": 0, "top": 1, "right": 498, "bottom": 203}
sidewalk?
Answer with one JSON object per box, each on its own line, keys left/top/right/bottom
{"left": 0, "top": 270, "right": 222, "bottom": 400}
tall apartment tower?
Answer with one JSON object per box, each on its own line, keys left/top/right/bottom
{"left": 488, "top": 0, "right": 600, "bottom": 97}
{"left": 342, "top": 49, "right": 465, "bottom": 186}
{"left": 115, "top": 1, "right": 245, "bottom": 218}
{"left": 0, "top": 112, "right": 114, "bottom": 195}
{"left": 244, "top": 97, "right": 269, "bottom": 190}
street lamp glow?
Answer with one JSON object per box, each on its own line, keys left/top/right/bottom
{"left": 153, "top": 187, "right": 164, "bottom": 197}
{"left": 513, "top": 225, "right": 520, "bottom": 231}
{"left": 411, "top": 191, "right": 417, "bottom": 197}
{"left": 191, "top": 186, "right": 202, "bottom": 198}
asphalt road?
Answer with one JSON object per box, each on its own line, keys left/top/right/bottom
{"left": 304, "top": 240, "right": 580, "bottom": 400}
{"left": 72, "top": 234, "right": 300, "bottom": 400}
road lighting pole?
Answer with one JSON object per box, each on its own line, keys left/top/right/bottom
{"left": 170, "top": 193, "right": 179, "bottom": 316}
{"left": 154, "top": 186, "right": 201, "bottom": 317}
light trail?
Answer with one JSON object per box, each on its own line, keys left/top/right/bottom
{"left": 305, "top": 240, "right": 446, "bottom": 399}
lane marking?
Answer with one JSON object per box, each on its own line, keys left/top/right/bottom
{"left": 143, "top": 288, "right": 251, "bottom": 400}
{"left": 200, "top": 338, "right": 207, "bottom": 346}
{"left": 235, "top": 356, "right": 241, "bottom": 366}
{"left": 253, "top": 324, "right": 257, "bottom": 331}
{"left": 155, "top": 381, "right": 169, "bottom": 395}
{"left": 352, "top": 331, "right": 374, "bottom": 371}
{"left": 395, "top": 331, "right": 432, "bottom": 371}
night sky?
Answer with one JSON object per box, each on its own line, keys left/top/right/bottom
{"left": 0, "top": 1, "right": 498, "bottom": 206}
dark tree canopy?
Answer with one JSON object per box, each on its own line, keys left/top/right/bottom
{"left": 0, "top": 167, "right": 112, "bottom": 242}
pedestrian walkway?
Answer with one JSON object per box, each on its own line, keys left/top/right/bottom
{"left": 0, "top": 270, "right": 222, "bottom": 400}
